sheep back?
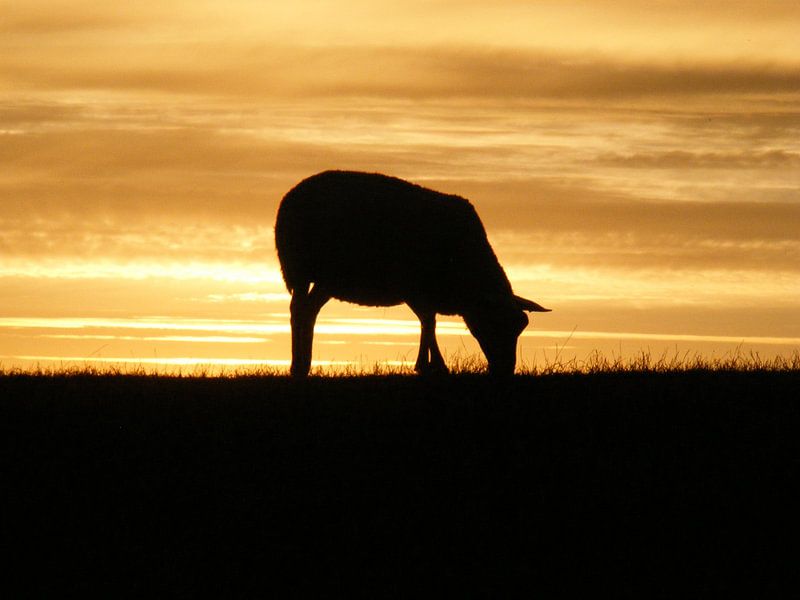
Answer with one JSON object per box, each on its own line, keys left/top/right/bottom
{"left": 275, "top": 170, "right": 514, "bottom": 314}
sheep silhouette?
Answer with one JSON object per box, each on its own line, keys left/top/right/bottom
{"left": 275, "top": 170, "right": 550, "bottom": 376}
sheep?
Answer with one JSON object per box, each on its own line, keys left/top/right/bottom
{"left": 274, "top": 170, "right": 550, "bottom": 376}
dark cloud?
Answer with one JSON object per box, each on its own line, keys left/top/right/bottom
{"left": 593, "top": 150, "right": 800, "bottom": 169}
{"left": 3, "top": 42, "right": 799, "bottom": 103}
{"left": 0, "top": 102, "right": 86, "bottom": 127}
{"left": 0, "top": 1, "right": 173, "bottom": 35}
{"left": 448, "top": 0, "right": 800, "bottom": 20}
{"left": 353, "top": 48, "right": 800, "bottom": 101}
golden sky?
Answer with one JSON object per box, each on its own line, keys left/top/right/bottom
{"left": 2, "top": 0, "right": 799, "bottom": 371}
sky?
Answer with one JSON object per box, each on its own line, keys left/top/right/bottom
{"left": 2, "top": 0, "right": 799, "bottom": 372}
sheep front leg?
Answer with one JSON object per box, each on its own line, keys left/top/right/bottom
{"left": 412, "top": 307, "right": 448, "bottom": 374}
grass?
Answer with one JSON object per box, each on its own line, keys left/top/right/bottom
{"left": 530, "top": 347, "right": 800, "bottom": 375}
{"left": 2, "top": 351, "right": 799, "bottom": 596}
{"left": 3, "top": 348, "right": 798, "bottom": 378}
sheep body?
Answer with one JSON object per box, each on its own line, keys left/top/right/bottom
{"left": 275, "top": 170, "right": 549, "bottom": 375}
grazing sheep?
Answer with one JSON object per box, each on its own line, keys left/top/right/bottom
{"left": 275, "top": 170, "right": 550, "bottom": 376}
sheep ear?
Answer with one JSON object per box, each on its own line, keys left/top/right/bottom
{"left": 515, "top": 295, "right": 551, "bottom": 312}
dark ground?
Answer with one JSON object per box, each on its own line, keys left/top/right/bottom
{"left": 2, "top": 371, "right": 798, "bottom": 597}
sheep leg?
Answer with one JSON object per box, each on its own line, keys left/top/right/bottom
{"left": 289, "top": 283, "right": 329, "bottom": 376}
{"left": 427, "top": 326, "right": 447, "bottom": 373}
{"left": 414, "top": 320, "right": 429, "bottom": 373}
{"left": 411, "top": 307, "right": 448, "bottom": 374}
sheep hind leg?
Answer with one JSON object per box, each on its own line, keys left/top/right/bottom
{"left": 427, "top": 329, "right": 447, "bottom": 373}
{"left": 413, "top": 324, "right": 428, "bottom": 373}
{"left": 289, "top": 283, "right": 330, "bottom": 377}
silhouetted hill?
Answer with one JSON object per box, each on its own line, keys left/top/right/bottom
{"left": 2, "top": 372, "right": 798, "bottom": 596}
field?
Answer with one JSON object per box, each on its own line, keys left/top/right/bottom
{"left": 2, "top": 364, "right": 799, "bottom": 596}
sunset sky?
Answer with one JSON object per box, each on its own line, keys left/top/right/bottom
{"left": 2, "top": 0, "right": 799, "bottom": 372}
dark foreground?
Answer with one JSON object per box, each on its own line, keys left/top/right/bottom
{"left": 2, "top": 371, "right": 799, "bottom": 596}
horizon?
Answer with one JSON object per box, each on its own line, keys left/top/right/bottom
{"left": 2, "top": 1, "right": 799, "bottom": 372}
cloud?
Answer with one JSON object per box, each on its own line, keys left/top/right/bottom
{"left": 593, "top": 150, "right": 800, "bottom": 170}
{"left": 1, "top": 66, "right": 796, "bottom": 283}
{"left": 1, "top": 100, "right": 797, "bottom": 279}
{"left": 0, "top": 0, "right": 197, "bottom": 35}
{"left": 0, "top": 215, "right": 272, "bottom": 263}
{"left": 0, "top": 125, "right": 435, "bottom": 226}
{"left": 3, "top": 175, "right": 798, "bottom": 276}
{"left": 342, "top": 49, "right": 800, "bottom": 101}
{"left": 3, "top": 37, "right": 799, "bottom": 103}
{"left": 0, "top": 102, "right": 86, "bottom": 128}
{"left": 446, "top": 178, "right": 799, "bottom": 240}
{"left": 1, "top": 6, "right": 134, "bottom": 35}
{"left": 439, "top": 178, "right": 800, "bottom": 273}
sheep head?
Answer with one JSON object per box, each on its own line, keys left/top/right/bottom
{"left": 462, "top": 295, "right": 550, "bottom": 376}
